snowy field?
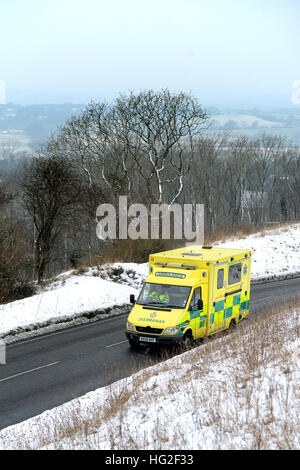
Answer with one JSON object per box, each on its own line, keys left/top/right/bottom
{"left": 0, "top": 223, "right": 300, "bottom": 341}
{"left": 211, "top": 113, "right": 284, "bottom": 129}
{"left": 0, "top": 302, "right": 298, "bottom": 450}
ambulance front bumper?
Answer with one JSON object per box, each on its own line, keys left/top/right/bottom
{"left": 125, "top": 330, "right": 184, "bottom": 345}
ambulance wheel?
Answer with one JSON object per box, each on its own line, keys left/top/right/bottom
{"left": 182, "top": 331, "right": 194, "bottom": 349}
{"left": 129, "top": 340, "right": 140, "bottom": 350}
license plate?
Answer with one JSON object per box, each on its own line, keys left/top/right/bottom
{"left": 139, "top": 337, "right": 156, "bottom": 343}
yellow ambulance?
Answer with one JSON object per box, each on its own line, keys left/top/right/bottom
{"left": 125, "top": 245, "right": 251, "bottom": 348}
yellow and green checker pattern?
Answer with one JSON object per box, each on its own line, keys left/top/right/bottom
{"left": 210, "top": 291, "right": 250, "bottom": 325}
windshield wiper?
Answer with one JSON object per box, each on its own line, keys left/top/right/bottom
{"left": 145, "top": 301, "right": 167, "bottom": 306}
{"left": 143, "top": 301, "right": 183, "bottom": 309}
{"left": 165, "top": 304, "right": 184, "bottom": 309}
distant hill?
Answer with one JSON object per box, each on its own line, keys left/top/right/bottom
{"left": 0, "top": 103, "right": 85, "bottom": 152}
{"left": 0, "top": 104, "right": 300, "bottom": 159}
{"left": 206, "top": 107, "right": 300, "bottom": 145}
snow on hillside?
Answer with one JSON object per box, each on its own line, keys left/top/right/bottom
{"left": 0, "top": 304, "right": 298, "bottom": 450}
{"left": 0, "top": 224, "right": 299, "bottom": 341}
{"left": 0, "top": 275, "right": 138, "bottom": 339}
{"left": 72, "top": 262, "right": 148, "bottom": 291}
{"left": 217, "top": 223, "right": 300, "bottom": 280}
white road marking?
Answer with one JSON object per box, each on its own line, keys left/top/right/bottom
{"left": 105, "top": 340, "right": 128, "bottom": 349}
{"left": 0, "top": 361, "right": 60, "bottom": 383}
{"left": 8, "top": 313, "right": 129, "bottom": 347}
{"left": 252, "top": 295, "right": 281, "bottom": 304}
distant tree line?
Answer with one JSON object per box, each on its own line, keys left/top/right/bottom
{"left": 0, "top": 89, "right": 299, "bottom": 300}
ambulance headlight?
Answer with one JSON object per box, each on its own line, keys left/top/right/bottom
{"left": 127, "top": 321, "right": 135, "bottom": 331}
{"left": 164, "top": 326, "right": 180, "bottom": 335}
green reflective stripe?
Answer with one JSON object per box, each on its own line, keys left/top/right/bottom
{"left": 214, "top": 300, "right": 225, "bottom": 312}
{"left": 210, "top": 313, "right": 215, "bottom": 324}
{"left": 241, "top": 300, "right": 249, "bottom": 310}
{"left": 178, "top": 320, "right": 189, "bottom": 327}
{"left": 233, "top": 294, "right": 241, "bottom": 306}
{"left": 190, "top": 310, "right": 200, "bottom": 319}
{"left": 224, "top": 307, "right": 232, "bottom": 318}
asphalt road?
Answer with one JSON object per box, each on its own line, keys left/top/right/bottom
{"left": 0, "top": 277, "right": 299, "bottom": 431}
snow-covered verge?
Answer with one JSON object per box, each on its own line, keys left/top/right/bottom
{"left": 216, "top": 223, "right": 300, "bottom": 281}
{"left": 0, "top": 274, "right": 140, "bottom": 342}
{"left": 0, "top": 301, "right": 299, "bottom": 450}
{"left": 0, "top": 223, "right": 300, "bottom": 342}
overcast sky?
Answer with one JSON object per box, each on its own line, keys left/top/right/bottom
{"left": 1, "top": 0, "right": 299, "bottom": 106}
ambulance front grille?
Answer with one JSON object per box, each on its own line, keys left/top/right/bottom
{"left": 136, "top": 326, "right": 164, "bottom": 335}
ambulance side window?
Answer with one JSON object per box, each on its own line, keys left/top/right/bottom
{"left": 217, "top": 269, "right": 224, "bottom": 289}
{"left": 189, "top": 287, "right": 201, "bottom": 310}
{"left": 228, "top": 263, "right": 242, "bottom": 285}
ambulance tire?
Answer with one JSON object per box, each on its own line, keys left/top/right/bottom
{"left": 182, "top": 330, "right": 194, "bottom": 349}
{"left": 129, "top": 339, "right": 140, "bottom": 350}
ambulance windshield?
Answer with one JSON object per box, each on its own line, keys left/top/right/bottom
{"left": 137, "top": 283, "right": 191, "bottom": 309}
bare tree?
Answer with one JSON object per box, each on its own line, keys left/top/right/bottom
{"left": 21, "top": 153, "right": 82, "bottom": 283}
{"left": 0, "top": 182, "right": 32, "bottom": 302}
{"left": 111, "top": 89, "right": 209, "bottom": 206}
{"left": 252, "top": 135, "right": 283, "bottom": 224}
{"left": 189, "top": 133, "right": 229, "bottom": 232}
{"left": 222, "top": 137, "right": 254, "bottom": 227}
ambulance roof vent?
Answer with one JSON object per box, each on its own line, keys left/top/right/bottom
{"left": 202, "top": 246, "right": 213, "bottom": 249}
{"left": 154, "top": 262, "right": 197, "bottom": 270}
{"left": 182, "top": 252, "right": 202, "bottom": 256}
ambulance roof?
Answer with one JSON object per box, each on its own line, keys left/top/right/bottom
{"left": 150, "top": 245, "right": 251, "bottom": 265}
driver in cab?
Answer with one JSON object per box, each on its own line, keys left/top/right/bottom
{"left": 148, "top": 284, "right": 170, "bottom": 305}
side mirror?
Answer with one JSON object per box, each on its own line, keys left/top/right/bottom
{"left": 130, "top": 294, "right": 135, "bottom": 304}
{"left": 197, "top": 299, "right": 203, "bottom": 311}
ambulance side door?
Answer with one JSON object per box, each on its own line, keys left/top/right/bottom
{"left": 226, "top": 262, "right": 243, "bottom": 322}
{"left": 210, "top": 263, "right": 227, "bottom": 333}
{"left": 189, "top": 286, "right": 206, "bottom": 339}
